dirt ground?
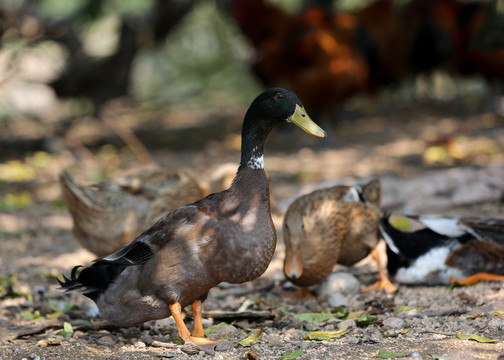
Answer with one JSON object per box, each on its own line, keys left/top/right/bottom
{"left": 1, "top": 102, "right": 504, "bottom": 360}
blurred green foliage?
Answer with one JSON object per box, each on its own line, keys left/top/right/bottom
{"left": 132, "top": 1, "right": 262, "bottom": 110}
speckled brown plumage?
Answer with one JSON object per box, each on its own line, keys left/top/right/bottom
{"left": 283, "top": 179, "right": 382, "bottom": 287}
{"left": 60, "top": 169, "right": 205, "bottom": 256}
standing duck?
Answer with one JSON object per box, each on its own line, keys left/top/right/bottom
{"left": 283, "top": 179, "right": 396, "bottom": 293}
{"left": 60, "top": 169, "right": 206, "bottom": 256}
{"left": 380, "top": 214, "right": 504, "bottom": 286}
{"left": 59, "top": 88, "right": 326, "bottom": 349}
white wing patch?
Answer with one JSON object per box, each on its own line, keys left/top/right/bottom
{"left": 380, "top": 226, "right": 401, "bottom": 255}
{"left": 412, "top": 215, "right": 465, "bottom": 237}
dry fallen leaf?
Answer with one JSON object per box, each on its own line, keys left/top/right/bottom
{"left": 238, "top": 329, "right": 263, "bottom": 347}
{"left": 455, "top": 331, "right": 498, "bottom": 343}
{"left": 304, "top": 328, "right": 349, "bottom": 341}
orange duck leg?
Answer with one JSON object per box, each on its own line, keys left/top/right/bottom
{"left": 450, "top": 272, "right": 504, "bottom": 286}
{"left": 361, "top": 247, "right": 397, "bottom": 293}
{"left": 169, "top": 302, "right": 219, "bottom": 350}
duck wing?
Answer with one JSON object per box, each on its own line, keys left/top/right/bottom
{"left": 446, "top": 238, "right": 504, "bottom": 274}
{"left": 101, "top": 203, "right": 205, "bottom": 266}
{"left": 457, "top": 218, "right": 504, "bottom": 245}
{"left": 406, "top": 215, "right": 467, "bottom": 237}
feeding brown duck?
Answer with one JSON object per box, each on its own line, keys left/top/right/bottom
{"left": 60, "top": 169, "right": 205, "bottom": 256}
{"left": 283, "top": 179, "right": 396, "bottom": 293}
{"left": 59, "top": 88, "right": 326, "bottom": 349}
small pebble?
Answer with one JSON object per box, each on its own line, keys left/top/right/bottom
{"left": 338, "top": 319, "right": 356, "bottom": 330}
{"left": 134, "top": 341, "right": 146, "bottom": 348}
{"left": 213, "top": 324, "right": 239, "bottom": 339}
{"left": 181, "top": 343, "right": 200, "bottom": 355}
{"left": 215, "top": 340, "right": 234, "bottom": 352}
{"left": 488, "top": 318, "right": 502, "bottom": 331}
{"left": 29, "top": 354, "right": 40, "bottom": 360}
{"left": 382, "top": 317, "right": 405, "bottom": 330}
{"left": 327, "top": 293, "right": 348, "bottom": 308}
{"left": 97, "top": 335, "right": 117, "bottom": 346}
{"left": 139, "top": 333, "right": 153, "bottom": 346}
{"left": 318, "top": 272, "right": 360, "bottom": 296}
{"left": 411, "top": 351, "right": 421, "bottom": 357}
{"left": 499, "top": 322, "right": 504, "bottom": 331}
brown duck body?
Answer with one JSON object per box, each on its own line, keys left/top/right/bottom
{"left": 283, "top": 179, "right": 381, "bottom": 287}
{"left": 94, "top": 167, "right": 275, "bottom": 326}
{"left": 60, "top": 169, "right": 205, "bottom": 256}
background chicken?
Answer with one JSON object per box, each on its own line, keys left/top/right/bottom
{"left": 226, "top": 0, "right": 504, "bottom": 117}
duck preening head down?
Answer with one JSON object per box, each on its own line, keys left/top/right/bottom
{"left": 59, "top": 88, "right": 326, "bottom": 350}
{"left": 380, "top": 214, "right": 504, "bottom": 286}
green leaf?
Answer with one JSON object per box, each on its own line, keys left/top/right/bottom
{"left": 455, "top": 331, "right": 498, "bottom": 343}
{"left": 355, "top": 314, "right": 378, "bottom": 327}
{"left": 48, "top": 299, "right": 59, "bottom": 312}
{"left": 56, "top": 322, "right": 74, "bottom": 339}
{"left": 204, "top": 322, "right": 228, "bottom": 336}
{"left": 429, "top": 355, "right": 448, "bottom": 360}
{"left": 64, "top": 303, "right": 80, "bottom": 312}
{"left": 283, "top": 349, "right": 304, "bottom": 360}
{"left": 331, "top": 306, "right": 349, "bottom": 319}
{"left": 396, "top": 306, "right": 424, "bottom": 313}
{"left": 0, "top": 191, "right": 32, "bottom": 211}
{"left": 46, "top": 311, "right": 64, "bottom": 319}
{"left": 382, "top": 333, "right": 398, "bottom": 338}
{"left": 239, "top": 329, "right": 263, "bottom": 347}
{"left": 448, "top": 281, "right": 468, "bottom": 291}
{"left": 293, "top": 313, "right": 337, "bottom": 323}
{"left": 375, "top": 349, "right": 410, "bottom": 358}
{"left": 347, "top": 311, "right": 367, "bottom": 319}
{"left": 382, "top": 328, "right": 410, "bottom": 338}
{"left": 304, "top": 328, "right": 348, "bottom": 341}
{"left": 21, "top": 310, "right": 44, "bottom": 321}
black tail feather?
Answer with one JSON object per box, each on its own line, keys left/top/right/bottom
{"left": 59, "top": 262, "right": 128, "bottom": 302}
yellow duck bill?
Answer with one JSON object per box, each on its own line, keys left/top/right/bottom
{"left": 288, "top": 104, "right": 327, "bottom": 138}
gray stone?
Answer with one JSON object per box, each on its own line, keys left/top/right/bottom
{"left": 338, "top": 319, "right": 356, "bottom": 330}
{"left": 327, "top": 293, "right": 348, "bottom": 308}
{"left": 213, "top": 324, "right": 239, "bottom": 339}
{"left": 382, "top": 317, "right": 406, "bottom": 330}
{"left": 318, "top": 272, "right": 360, "bottom": 296}
{"left": 215, "top": 339, "right": 234, "bottom": 351}
{"left": 134, "top": 341, "right": 146, "bottom": 348}
{"left": 96, "top": 335, "right": 117, "bottom": 346}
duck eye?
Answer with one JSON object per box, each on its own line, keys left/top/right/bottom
{"left": 275, "top": 92, "right": 284, "bottom": 100}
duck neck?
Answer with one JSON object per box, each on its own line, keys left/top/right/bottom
{"left": 238, "top": 118, "right": 273, "bottom": 172}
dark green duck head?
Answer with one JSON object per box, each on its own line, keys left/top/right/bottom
{"left": 239, "top": 88, "right": 326, "bottom": 170}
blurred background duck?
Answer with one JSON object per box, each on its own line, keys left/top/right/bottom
{"left": 60, "top": 169, "right": 206, "bottom": 256}
{"left": 380, "top": 214, "right": 504, "bottom": 286}
{"left": 283, "top": 178, "right": 396, "bottom": 293}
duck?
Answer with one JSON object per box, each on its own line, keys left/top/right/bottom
{"left": 59, "top": 88, "right": 326, "bottom": 349}
{"left": 283, "top": 178, "right": 396, "bottom": 293}
{"left": 60, "top": 168, "right": 206, "bottom": 256}
{"left": 380, "top": 214, "right": 504, "bottom": 286}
